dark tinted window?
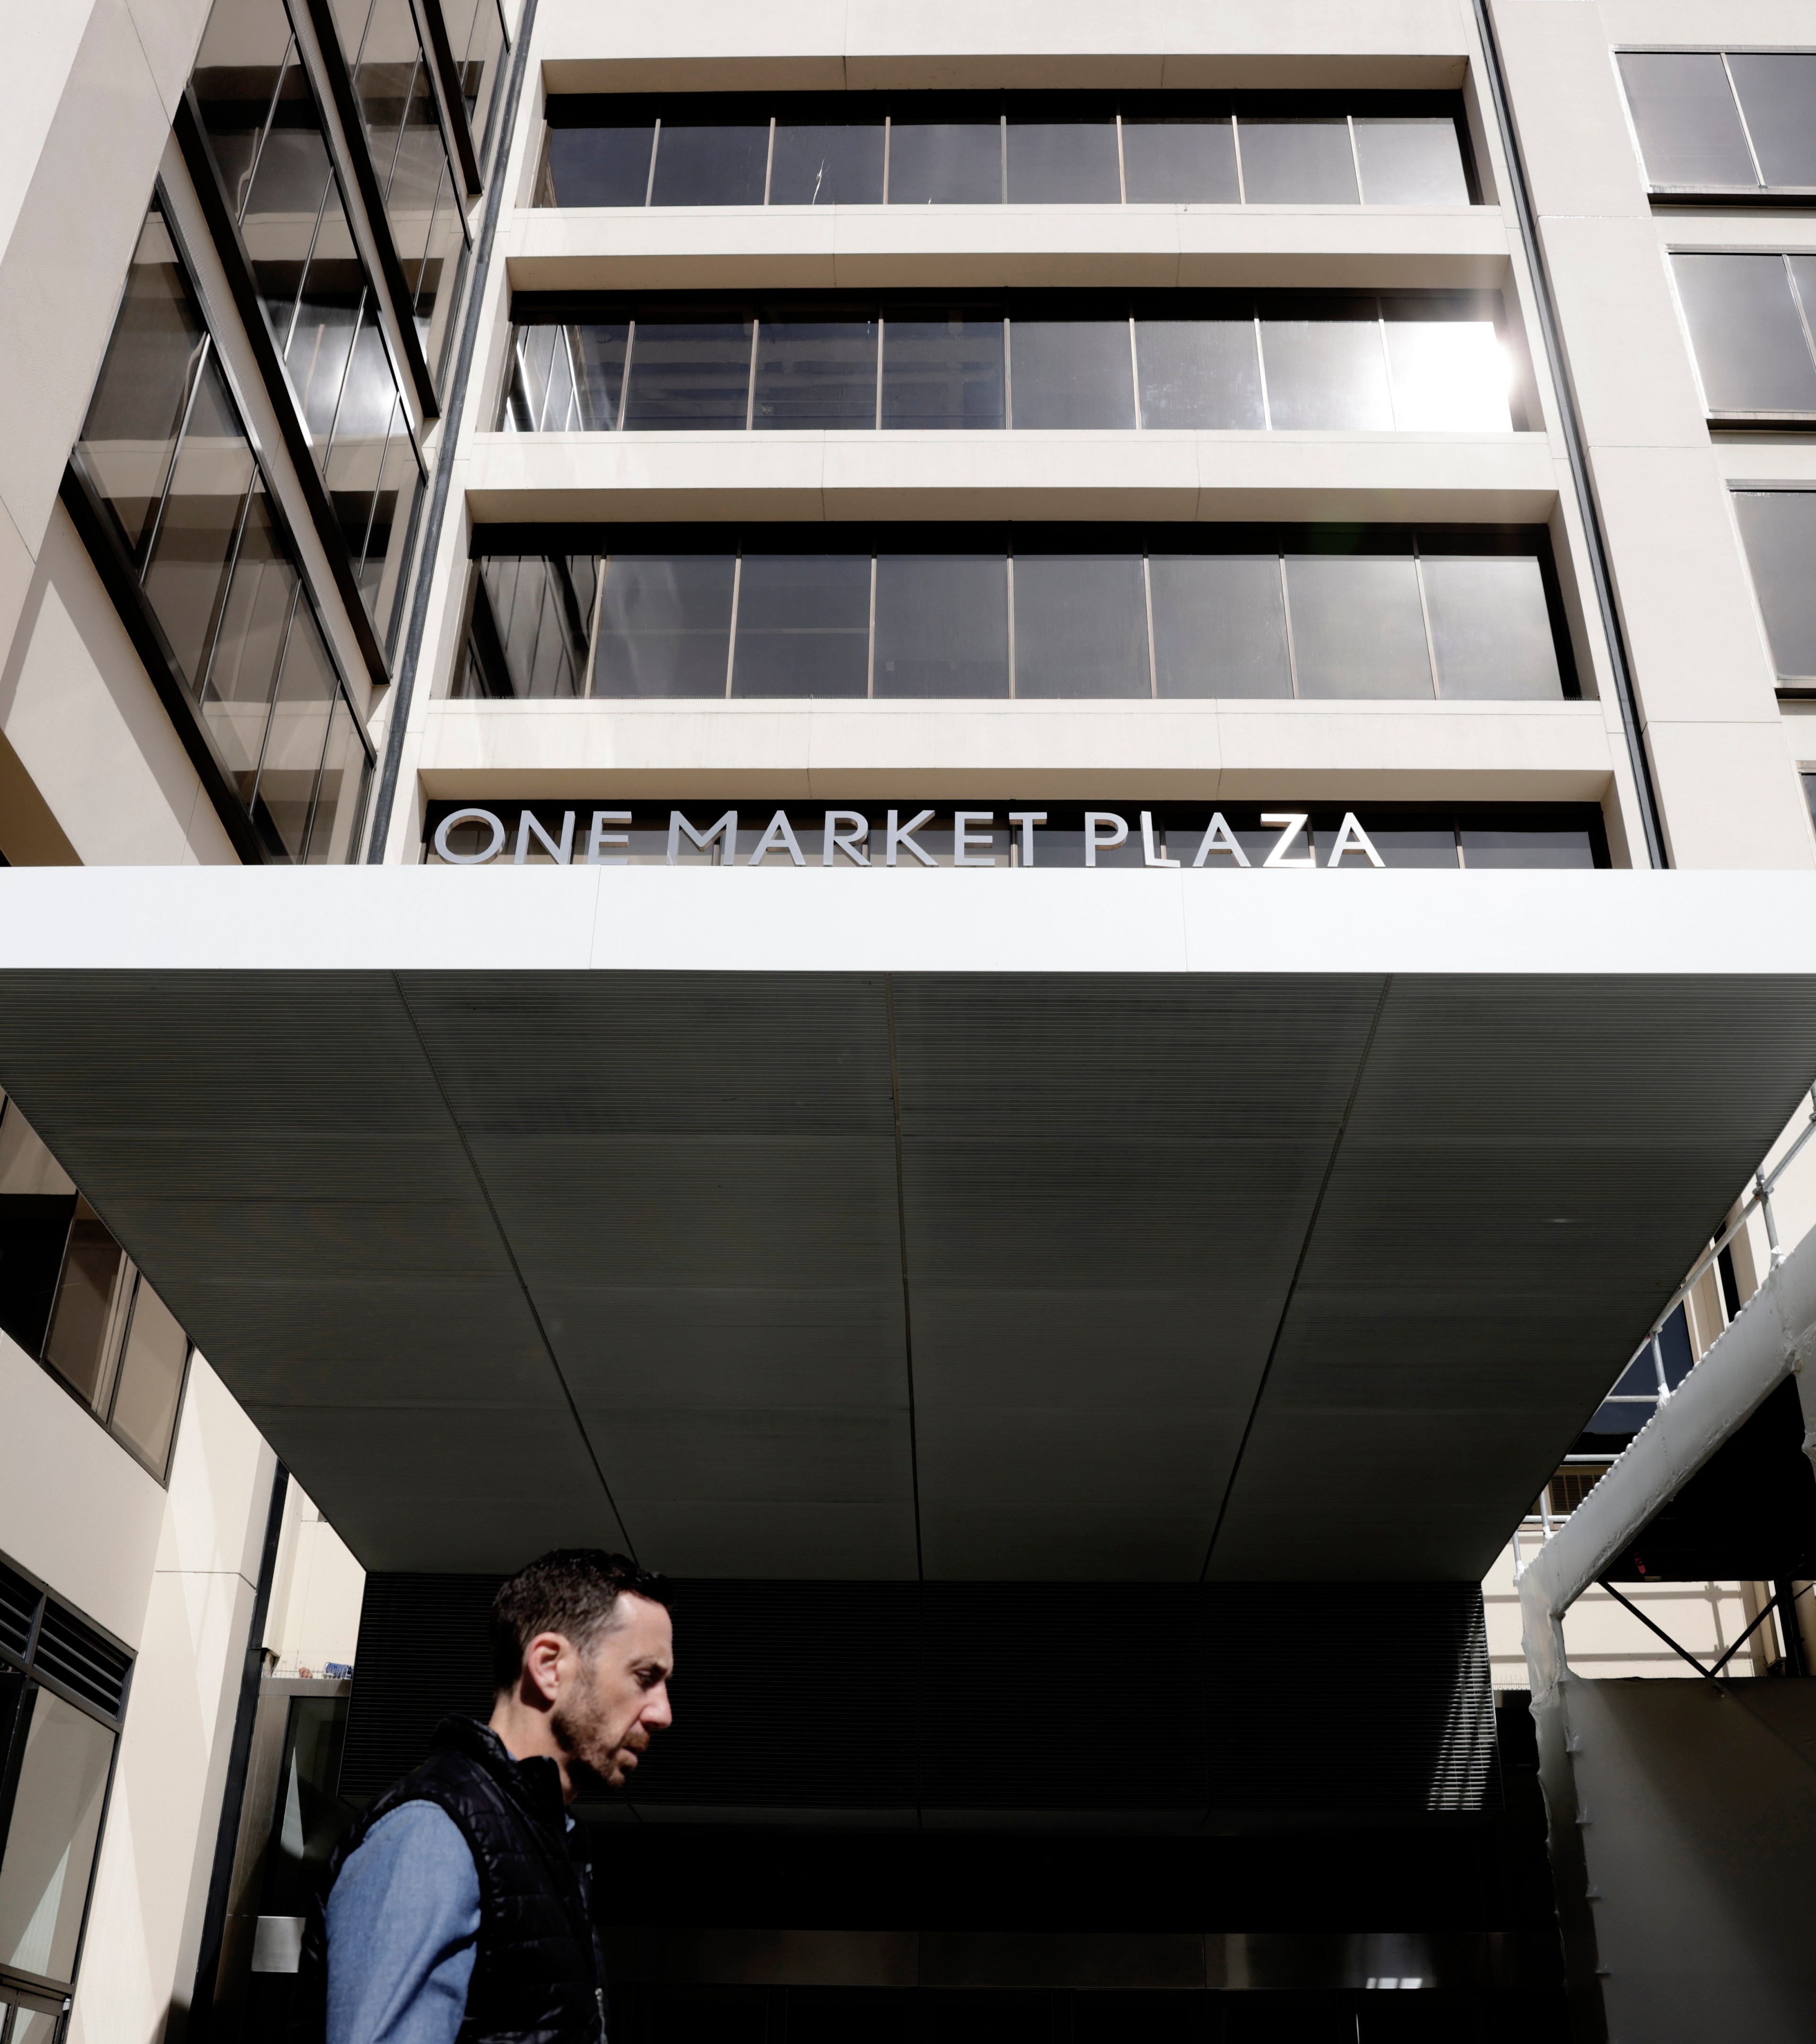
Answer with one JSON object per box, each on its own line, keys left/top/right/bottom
{"left": 1239, "top": 118, "right": 1358, "bottom": 203}
{"left": 1617, "top": 53, "right": 1756, "bottom": 186}
{"left": 731, "top": 554, "right": 872, "bottom": 697}
{"left": 1727, "top": 55, "right": 1816, "bottom": 186}
{"left": 1009, "top": 319, "right": 1135, "bottom": 428}
{"left": 881, "top": 313, "right": 1006, "bottom": 430}
{"left": 622, "top": 312, "right": 755, "bottom": 429}
{"left": 770, "top": 117, "right": 884, "bottom": 205}
{"left": 753, "top": 308, "right": 878, "bottom": 429}
{"left": 651, "top": 115, "right": 770, "bottom": 205}
{"left": 1121, "top": 117, "right": 1238, "bottom": 202}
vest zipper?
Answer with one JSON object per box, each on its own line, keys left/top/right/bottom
{"left": 596, "top": 1985, "right": 607, "bottom": 2042}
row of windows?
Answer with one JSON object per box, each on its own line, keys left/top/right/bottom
{"left": 192, "top": 0, "right": 426, "bottom": 647}
{"left": 0, "top": 1098, "right": 192, "bottom": 1483}
{"left": 1619, "top": 50, "right": 1816, "bottom": 193}
{"left": 71, "top": 202, "right": 374, "bottom": 864}
{"left": 499, "top": 293, "right": 1516, "bottom": 437}
{"left": 1672, "top": 253, "right": 1816, "bottom": 420}
{"left": 456, "top": 527, "right": 1570, "bottom": 705}
{"left": 537, "top": 92, "right": 1476, "bottom": 211}
{"left": 427, "top": 800, "right": 1606, "bottom": 871}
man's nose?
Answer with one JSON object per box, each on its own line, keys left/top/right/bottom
{"left": 643, "top": 1684, "right": 673, "bottom": 1730}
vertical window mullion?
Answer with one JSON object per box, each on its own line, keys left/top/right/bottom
{"left": 1375, "top": 299, "right": 1398, "bottom": 430}
{"left": 1142, "top": 551, "right": 1158, "bottom": 698}
{"left": 875, "top": 316, "right": 885, "bottom": 430}
{"left": 1347, "top": 114, "right": 1365, "bottom": 202}
{"left": 618, "top": 320, "right": 636, "bottom": 430}
{"left": 866, "top": 553, "right": 878, "bottom": 697}
{"left": 1783, "top": 254, "right": 1816, "bottom": 378}
{"left": 246, "top": 580, "right": 306, "bottom": 820}
{"left": 139, "top": 333, "right": 214, "bottom": 580}
{"left": 764, "top": 116, "right": 776, "bottom": 204}
{"left": 192, "top": 470, "right": 262, "bottom": 706}
{"left": 1413, "top": 540, "right": 1441, "bottom": 698}
{"left": 581, "top": 554, "right": 606, "bottom": 698}
{"left": 1115, "top": 110, "right": 1127, "bottom": 204}
{"left": 646, "top": 119, "right": 661, "bottom": 205}
{"left": 1720, "top": 53, "right": 1768, "bottom": 189}
{"left": 745, "top": 316, "right": 759, "bottom": 430}
{"left": 1278, "top": 554, "right": 1300, "bottom": 698}
{"left": 725, "top": 549, "right": 742, "bottom": 698}
{"left": 1231, "top": 114, "right": 1247, "bottom": 204}
{"left": 1253, "top": 310, "right": 1272, "bottom": 430}
{"left": 1128, "top": 313, "right": 1142, "bottom": 429}
{"left": 882, "top": 112, "right": 891, "bottom": 204}
{"left": 242, "top": 36, "right": 298, "bottom": 224}
{"left": 1000, "top": 110, "right": 1008, "bottom": 204}
{"left": 1005, "top": 551, "right": 1017, "bottom": 697}
{"left": 1004, "top": 316, "right": 1014, "bottom": 429}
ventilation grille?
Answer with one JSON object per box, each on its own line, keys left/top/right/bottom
{"left": 0, "top": 1560, "right": 38, "bottom": 1664}
{"left": 342, "top": 1576, "right": 1499, "bottom": 1818}
{"left": 34, "top": 1601, "right": 131, "bottom": 1719}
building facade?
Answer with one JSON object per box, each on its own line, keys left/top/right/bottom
{"left": 4, "top": 2, "right": 1816, "bottom": 2041}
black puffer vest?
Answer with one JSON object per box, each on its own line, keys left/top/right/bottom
{"left": 293, "top": 1717, "right": 608, "bottom": 2044}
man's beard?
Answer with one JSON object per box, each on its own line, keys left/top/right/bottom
{"left": 551, "top": 1661, "right": 638, "bottom": 1788}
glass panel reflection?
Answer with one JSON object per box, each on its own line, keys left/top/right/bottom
{"left": 887, "top": 114, "right": 1003, "bottom": 204}
{"left": 873, "top": 553, "right": 1009, "bottom": 697}
{"left": 306, "top": 693, "right": 374, "bottom": 864}
{"left": 0, "top": 1691, "right": 114, "bottom": 1984}
{"left": 1287, "top": 553, "right": 1433, "bottom": 697}
{"left": 1382, "top": 318, "right": 1511, "bottom": 431}
{"left": 1149, "top": 555, "right": 1291, "bottom": 697}
{"left": 753, "top": 312, "right": 878, "bottom": 429}
{"left": 1421, "top": 554, "right": 1561, "bottom": 700}
{"left": 594, "top": 554, "right": 736, "bottom": 697}
{"left": 1013, "top": 554, "right": 1148, "bottom": 697}
{"left": 1010, "top": 321, "right": 1135, "bottom": 428}
{"left": 1673, "top": 254, "right": 1816, "bottom": 412}
{"left": 650, "top": 118, "right": 771, "bottom": 205}
{"left": 1261, "top": 313, "right": 1394, "bottom": 429}
{"left": 1135, "top": 321, "right": 1265, "bottom": 428}
{"left": 1120, "top": 117, "right": 1239, "bottom": 202}
{"left": 1005, "top": 110, "right": 1121, "bottom": 203}
{"left": 109, "top": 1280, "right": 189, "bottom": 1473}
{"left": 541, "top": 122, "right": 655, "bottom": 206}
{"left": 1616, "top": 53, "right": 1757, "bottom": 187}
{"left": 194, "top": 483, "right": 297, "bottom": 801}
{"left": 253, "top": 601, "right": 338, "bottom": 861}
{"left": 1353, "top": 119, "right": 1469, "bottom": 203}
{"left": 731, "top": 555, "right": 871, "bottom": 697}
{"left": 881, "top": 315, "right": 1006, "bottom": 430}
{"left": 42, "top": 1209, "right": 129, "bottom": 1412}
{"left": 623, "top": 315, "right": 755, "bottom": 428}
{"left": 1735, "top": 491, "right": 1816, "bottom": 681}
{"left": 1238, "top": 119, "right": 1358, "bottom": 203}
{"left": 770, "top": 117, "right": 884, "bottom": 204}
{"left": 1728, "top": 55, "right": 1816, "bottom": 187}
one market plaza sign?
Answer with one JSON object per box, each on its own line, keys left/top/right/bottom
{"left": 424, "top": 802, "right": 1607, "bottom": 872}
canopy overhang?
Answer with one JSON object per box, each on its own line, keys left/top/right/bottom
{"left": 1, "top": 866, "right": 1812, "bottom": 1582}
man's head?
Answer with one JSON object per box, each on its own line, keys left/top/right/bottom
{"left": 489, "top": 1550, "right": 673, "bottom": 1793}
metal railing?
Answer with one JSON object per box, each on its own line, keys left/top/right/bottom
{"left": 1510, "top": 1084, "right": 1816, "bottom": 1573}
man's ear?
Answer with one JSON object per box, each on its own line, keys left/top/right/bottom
{"left": 521, "top": 1631, "right": 567, "bottom": 1706}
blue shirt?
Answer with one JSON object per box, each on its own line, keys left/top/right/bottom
{"left": 325, "top": 1803, "right": 481, "bottom": 2044}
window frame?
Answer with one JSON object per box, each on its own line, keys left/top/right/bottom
{"left": 1615, "top": 46, "right": 1816, "bottom": 204}
{"left": 0, "top": 1556, "right": 133, "bottom": 2003}
{"left": 1668, "top": 247, "right": 1816, "bottom": 429}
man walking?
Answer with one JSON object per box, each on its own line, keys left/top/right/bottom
{"left": 294, "top": 1550, "right": 674, "bottom": 2044}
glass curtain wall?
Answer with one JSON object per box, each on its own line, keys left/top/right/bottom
{"left": 499, "top": 292, "right": 1516, "bottom": 435}
{"left": 0, "top": 1559, "right": 132, "bottom": 2000}
{"left": 536, "top": 92, "right": 1476, "bottom": 209}
{"left": 454, "top": 526, "right": 1571, "bottom": 704}
{"left": 1672, "top": 254, "right": 1816, "bottom": 418}
{"left": 436, "top": 0, "right": 510, "bottom": 171}
{"left": 1619, "top": 50, "right": 1816, "bottom": 192}
{"left": 191, "top": 0, "right": 427, "bottom": 646}
{"left": 70, "top": 203, "right": 375, "bottom": 863}
{"left": 0, "top": 1099, "right": 192, "bottom": 1480}
{"left": 324, "top": 0, "right": 471, "bottom": 378}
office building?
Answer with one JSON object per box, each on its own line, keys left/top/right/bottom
{"left": 2, "top": 1, "right": 1816, "bottom": 2039}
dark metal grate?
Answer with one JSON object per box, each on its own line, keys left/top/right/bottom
{"left": 0, "top": 1559, "right": 40, "bottom": 1664}
{"left": 34, "top": 1601, "right": 131, "bottom": 1719}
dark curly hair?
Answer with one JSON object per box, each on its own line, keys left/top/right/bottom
{"left": 489, "top": 1549, "right": 667, "bottom": 1691}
